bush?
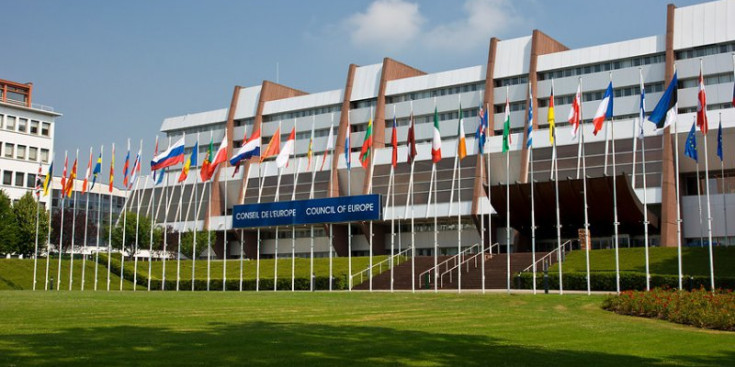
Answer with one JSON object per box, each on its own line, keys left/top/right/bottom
{"left": 602, "top": 288, "right": 735, "bottom": 331}
{"left": 516, "top": 272, "right": 735, "bottom": 291}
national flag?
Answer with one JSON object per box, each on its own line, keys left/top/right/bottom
{"left": 66, "top": 157, "right": 77, "bottom": 198}
{"left": 359, "top": 117, "right": 373, "bottom": 169}
{"left": 527, "top": 84, "right": 533, "bottom": 149}
{"left": 122, "top": 146, "right": 131, "bottom": 188}
{"left": 276, "top": 128, "right": 295, "bottom": 169}
{"left": 391, "top": 114, "right": 398, "bottom": 168}
{"left": 502, "top": 96, "right": 511, "bottom": 153}
{"left": 261, "top": 127, "right": 281, "bottom": 162}
{"left": 593, "top": 82, "right": 614, "bottom": 136}
{"left": 696, "top": 68, "right": 708, "bottom": 134}
{"left": 637, "top": 73, "right": 646, "bottom": 140}
{"left": 90, "top": 152, "right": 102, "bottom": 191}
{"left": 152, "top": 137, "right": 159, "bottom": 182}
{"left": 156, "top": 168, "right": 165, "bottom": 186}
{"left": 345, "top": 120, "right": 351, "bottom": 170}
{"left": 568, "top": 83, "right": 581, "bottom": 137}
{"left": 319, "top": 124, "right": 334, "bottom": 171}
{"left": 203, "top": 133, "right": 228, "bottom": 180}
{"left": 307, "top": 128, "right": 314, "bottom": 171}
{"left": 717, "top": 118, "right": 723, "bottom": 162}
{"left": 109, "top": 144, "right": 115, "bottom": 193}
{"left": 151, "top": 136, "right": 185, "bottom": 171}
{"left": 476, "top": 104, "right": 488, "bottom": 154}
{"left": 200, "top": 136, "right": 213, "bottom": 181}
{"left": 60, "top": 153, "right": 68, "bottom": 196}
{"left": 35, "top": 163, "right": 43, "bottom": 198}
{"left": 231, "top": 128, "right": 261, "bottom": 166}
{"left": 179, "top": 143, "right": 198, "bottom": 183}
{"left": 548, "top": 84, "right": 556, "bottom": 144}
{"left": 407, "top": 112, "right": 417, "bottom": 164}
{"left": 42, "top": 160, "right": 53, "bottom": 197}
{"left": 684, "top": 121, "right": 698, "bottom": 162}
{"left": 82, "top": 148, "right": 93, "bottom": 194}
{"left": 128, "top": 150, "right": 141, "bottom": 189}
{"left": 648, "top": 72, "right": 678, "bottom": 130}
{"left": 457, "top": 104, "right": 467, "bottom": 160}
{"left": 431, "top": 107, "right": 442, "bottom": 163}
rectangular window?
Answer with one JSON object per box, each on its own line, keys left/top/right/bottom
{"left": 0, "top": 114, "right": 3, "bottom": 129}
{"left": 4, "top": 143, "right": 13, "bottom": 158}
{"left": 17, "top": 145, "right": 26, "bottom": 159}
{"left": 29, "top": 147, "right": 37, "bottom": 161}
{"left": 15, "top": 172, "right": 24, "bottom": 187}
{"left": 3, "top": 171, "right": 12, "bottom": 185}
{"left": 26, "top": 174, "right": 35, "bottom": 188}
{"left": 41, "top": 122, "right": 50, "bottom": 137}
{"left": 18, "top": 118, "right": 28, "bottom": 133}
{"left": 6, "top": 116, "right": 16, "bottom": 130}
{"left": 40, "top": 149, "right": 49, "bottom": 163}
{"left": 30, "top": 120, "right": 39, "bottom": 134}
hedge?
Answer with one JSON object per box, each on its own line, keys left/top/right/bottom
{"left": 516, "top": 271, "right": 735, "bottom": 292}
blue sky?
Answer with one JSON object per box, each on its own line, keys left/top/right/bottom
{"left": 3, "top": 0, "right": 705, "bottom": 174}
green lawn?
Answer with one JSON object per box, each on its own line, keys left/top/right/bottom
{"left": 560, "top": 247, "right": 735, "bottom": 277}
{"left": 0, "top": 292, "right": 732, "bottom": 366}
{"left": 0, "top": 258, "right": 138, "bottom": 291}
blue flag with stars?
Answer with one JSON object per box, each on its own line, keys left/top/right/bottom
{"left": 717, "top": 119, "right": 723, "bottom": 162}
{"left": 684, "top": 122, "right": 698, "bottom": 162}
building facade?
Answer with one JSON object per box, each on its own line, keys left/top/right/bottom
{"left": 132, "top": 0, "right": 735, "bottom": 259}
{"left": 0, "top": 78, "right": 59, "bottom": 209}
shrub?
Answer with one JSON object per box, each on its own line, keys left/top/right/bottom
{"left": 516, "top": 272, "right": 735, "bottom": 292}
{"left": 602, "top": 288, "right": 735, "bottom": 331}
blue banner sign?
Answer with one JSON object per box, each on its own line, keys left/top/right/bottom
{"left": 232, "top": 194, "right": 382, "bottom": 228}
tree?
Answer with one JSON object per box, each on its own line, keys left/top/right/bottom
{"left": 50, "top": 208, "right": 96, "bottom": 251}
{"left": 12, "top": 192, "right": 50, "bottom": 256}
{"left": 0, "top": 190, "right": 19, "bottom": 254}
{"left": 180, "top": 230, "right": 208, "bottom": 259}
{"left": 110, "top": 211, "right": 152, "bottom": 252}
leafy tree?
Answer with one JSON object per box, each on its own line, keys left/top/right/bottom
{"left": 180, "top": 230, "right": 208, "bottom": 259}
{"left": 0, "top": 190, "right": 19, "bottom": 254}
{"left": 12, "top": 192, "right": 50, "bottom": 256}
{"left": 50, "top": 208, "right": 96, "bottom": 251}
{"left": 110, "top": 211, "right": 152, "bottom": 252}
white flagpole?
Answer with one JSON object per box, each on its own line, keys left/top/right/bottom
{"left": 486, "top": 102, "right": 492, "bottom": 272}
{"left": 328, "top": 114, "right": 334, "bottom": 291}
{"left": 604, "top": 118, "right": 610, "bottom": 175}
{"left": 505, "top": 131, "right": 510, "bottom": 294}
{"left": 162, "top": 137, "right": 173, "bottom": 291}
{"left": 256, "top": 159, "right": 264, "bottom": 291}
{"left": 106, "top": 144, "right": 114, "bottom": 292}
{"left": 69, "top": 148, "right": 79, "bottom": 291}
{"left": 674, "top": 110, "right": 682, "bottom": 291}
{"left": 368, "top": 107, "right": 374, "bottom": 292}
{"left": 81, "top": 148, "right": 92, "bottom": 290}
{"left": 147, "top": 171, "right": 158, "bottom": 292}
{"left": 528, "top": 85, "right": 536, "bottom": 295}
{"left": 552, "top": 89, "right": 564, "bottom": 295}
{"left": 119, "top": 140, "right": 131, "bottom": 291}
{"left": 205, "top": 132, "right": 213, "bottom": 291}
{"left": 696, "top": 133, "right": 704, "bottom": 247}
{"left": 639, "top": 69, "right": 650, "bottom": 294}
{"left": 608, "top": 73, "right": 621, "bottom": 295}
{"left": 123, "top": 174, "right": 140, "bottom": 290}
{"left": 274, "top": 123, "right": 283, "bottom": 292}
{"left": 456, "top": 97, "right": 462, "bottom": 293}
{"left": 347, "top": 113, "right": 353, "bottom": 292}
{"left": 223, "top": 132, "right": 229, "bottom": 292}
{"left": 433, "top": 163, "right": 438, "bottom": 293}
{"left": 703, "top": 124, "right": 715, "bottom": 292}
{"left": 579, "top": 77, "right": 591, "bottom": 296}
{"left": 192, "top": 132, "right": 200, "bottom": 291}
{"left": 632, "top": 122, "right": 639, "bottom": 189}
{"left": 134, "top": 173, "right": 147, "bottom": 292}
{"left": 44, "top": 154, "right": 55, "bottom": 291}
{"left": 309, "top": 116, "right": 317, "bottom": 292}
{"left": 176, "top": 136, "right": 186, "bottom": 291}
{"left": 720, "top": 113, "right": 730, "bottom": 247}
{"left": 290, "top": 143, "right": 299, "bottom": 292}
{"left": 33, "top": 164, "right": 42, "bottom": 291}
{"left": 404, "top": 102, "right": 416, "bottom": 293}
{"left": 94, "top": 147, "right": 103, "bottom": 291}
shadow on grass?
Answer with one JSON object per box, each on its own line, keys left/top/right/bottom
{"left": 1, "top": 321, "right": 731, "bottom": 366}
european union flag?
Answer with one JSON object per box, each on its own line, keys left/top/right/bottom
{"left": 684, "top": 122, "right": 698, "bottom": 162}
{"left": 717, "top": 120, "right": 723, "bottom": 162}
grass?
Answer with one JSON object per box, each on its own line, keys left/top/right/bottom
{"left": 559, "top": 247, "right": 735, "bottom": 277}
{"left": 0, "top": 258, "right": 138, "bottom": 291}
{"left": 0, "top": 292, "right": 732, "bottom": 366}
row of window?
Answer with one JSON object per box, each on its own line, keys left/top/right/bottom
{"left": 262, "top": 105, "right": 341, "bottom": 123}
{"left": 1, "top": 170, "right": 38, "bottom": 188}
{"left": 675, "top": 42, "right": 735, "bottom": 60}
{"left": 536, "top": 82, "right": 666, "bottom": 108}
{"left": 679, "top": 73, "right": 734, "bottom": 88}
{"left": 1, "top": 142, "right": 50, "bottom": 163}
{"left": 386, "top": 82, "right": 485, "bottom": 104}
{"left": 539, "top": 54, "right": 666, "bottom": 81}
{"left": 494, "top": 75, "right": 529, "bottom": 88}
{"left": 0, "top": 114, "right": 51, "bottom": 137}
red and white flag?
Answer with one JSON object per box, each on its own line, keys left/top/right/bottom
{"left": 276, "top": 128, "right": 295, "bottom": 168}
{"left": 568, "top": 84, "right": 581, "bottom": 137}
{"left": 697, "top": 67, "right": 708, "bottom": 134}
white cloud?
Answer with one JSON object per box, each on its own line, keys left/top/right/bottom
{"left": 344, "top": 0, "right": 521, "bottom": 54}
{"left": 346, "top": 0, "right": 424, "bottom": 52}
{"left": 423, "top": 0, "right": 520, "bottom": 51}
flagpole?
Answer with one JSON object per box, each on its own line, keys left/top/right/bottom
{"left": 107, "top": 144, "right": 114, "bottom": 292}
{"left": 674, "top": 115, "right": 682, "bottom": 290}
{"left": 505, "top": 131, "right": 510, "bottom": 294}
{"left": 550, "top": 79, "right": 564, "bottom": 295}
{"left": 176, "top": 136, "right": 186, "bottom": 291}
{"left": 309, "top": 116, "right": 317, "bottom": 292}
{"left": 290, "top": 121, "right": 299, "bottom": 293}
{"left": 68, "top": 148, "right": 79, "bottom": 291}
{"left": 256, "top": 160, "right": 264, "bottom": 292}
{"left": 368, "top": 107, "right": 374, "bottom": 292}
{"left": 192, "top": 132, "right": 200, "bottom": 291}
{"left": 388, "top": 107, "right": 395, "bottom": 293}
{"left": 328, "top": 114, "right": 334, "bottom": 291}
{"left": 94, "top": 147, "right": 103, "bottom": 291}
{"left": 81, "top": 148, "right": 92, "bottom": 291}
{"left": 347, "top": 113, "right": 352, "bottom": 292}
{"left": 457, "top": 100, "right": 463, "bottom": 293}
{"left": 223, "top": 133, "right": 229, "bottom": 292}
{"left": 608, "top": 74, "right": 621, "bottom": 295}
{"left": 720, "top": 113, "right": 730, "bottom": 246}
{"left": 118, "top": 140, "right": 130, "bottom": 291}
{"left": 579, "top": 77, "right": 591, "bottom": 296}
{"left": 404, "top": 102, "right": 416, "bottom": 293}
{"left": 432, "top": 98, "right": 438, "bottom": 292}
{"left": 639, "top": 68, "right": 650, "bottom": 294}
{"left": 696, "top": 134, "right": 704, "bottom": 247}
{"left": 527, "top": 84, "right": 537, "bottom": 295}
{"left": 44, "top": 155, "right": 55, "bottom": 291}
{"left": 135, "top": 174, "right": 147, "bottom": 292}
{"left": 274, "top": 131, "right": 284, "bottom": 292}
{"left": 161, "top": 137, "right": 174, "bottom": 291}
{"left": 703, "top": 124, "right": 715, "bottom": 292}
{"left": 147, "top": 172, "right": 158, "bottom": 292}
{"left": 486, "top": 101, "right": 492, "bottom": 268}
{"left": 33, "top": 164, "right": 42, "bottom": 291}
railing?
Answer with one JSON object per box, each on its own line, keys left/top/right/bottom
{"left": 350, "top": 247, "right": 412, "bottom": 286}
{"left": 418, "top": 243, "right": 480, "bottom": 290}
{"left": 521, "top": 240, "right": 574, "bottom": 273}
{"left": 440, "top": 242, "right": 499, "bottom": 287}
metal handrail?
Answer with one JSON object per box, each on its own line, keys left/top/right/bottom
{"left": 521, "top": 240, "right": 573, "bottom": 273}
{"left": 418, "top": 243, "right": 480, "bottom": 289}
{"left": 440, "top": 242, "right": 498, "bottom": 287}
{"left": 350, "top": 247, "right": 412, "bottom": 285}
